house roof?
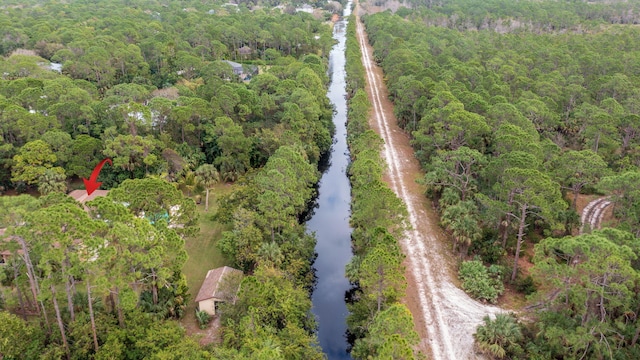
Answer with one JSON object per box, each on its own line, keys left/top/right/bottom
{"left": 237, "top": 46, "right": 253, "bottom": 55}
{"left": 68, "top": 190, "right": 110, "bottom": 203}
{"left": 195, "top": 266, "right": 243, "bottom": 302}
{"left": 222, "top": 60, "right": 243, "bottom": 69}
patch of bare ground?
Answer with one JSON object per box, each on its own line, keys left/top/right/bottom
{"left": 355, "top": 3, "right": 501, "bottom": 359}
{"left": 182, "top": 315, "right": 222, "bottom": 347}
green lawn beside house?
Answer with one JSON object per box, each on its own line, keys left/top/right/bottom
{"left": 180, "top": 184, "right": 234, "bottom": 333}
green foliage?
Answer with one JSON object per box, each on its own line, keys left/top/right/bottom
{"left": 11, "top": 139, "right": 65, "bottom": 186}
{"left": 95, "top": 312, "right": 207, "bottom": 360}
{"left": 529, "top": 229, "right": 640, "bottom": 358}
{"left": 220, "top": 267, "right": 323, "bottom": 360}
{"left": 0, "top": 311, "right": 44, "bottom": 359}
{"left": 37, "top": 168, "right": 67, "bottom": 195}
{"left": 459, "top": 260, "right": 504, "bottom": 303}
{"left": 474, "top": 314, "right": 524, "bottom": 360}
{"left": 108, "top": 177, "right": 198, "bottom": 237}
{"left": 195, "top": 310, "right": 211, "bottom": 329}
{"left": 351, "top": 304, "right": 419, "bottom": 359}
{"left": 598, "top": 170, "right": 640, "bottom": 236}
{"left": 0, "top": 2, "right": 342, "bottom": 359}
{"left": 514, "top": 275, "right": 536, "bottom": 296}
{"left": 343, "top": 14, "right": 418, "bottom": 359}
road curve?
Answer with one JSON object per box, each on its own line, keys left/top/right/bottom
{"left": 580, "top": 197, "right": 612, "bottom": 234}
{"left": 354, "top": 4, "right": 501, "bottom": 359}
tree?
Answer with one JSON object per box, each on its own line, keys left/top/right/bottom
{"left": 254, "top": 146, "right": 317, "bottom": 241}
{"left": 358, "top": 242, "right": 405, "bottom": 314}
{"left": 0, "top": 311, "right": 44, "bottom": 359}
{"left": 0, "top": 195, "right": 44, "bottom": 321}
{"left": 533, "top": 231, "right": 639, "bottom": 324}
{"left": 553, "top": 149, "right": 609, "bottom": 209}
{"left": 37, "top": 169, "right": 67, "bottom": 195}
{"left": 474, "top": 314, "right": 523, "bottom": 359}
{"left": 11, "top": 139, "right": 65, "bottom": 187}
{"left": 351, "top": 303, "right": 419, "bottom": 360}
{"left": 41, "top": 130, "right": 73, "bottom": 168}
{"left": 424, "top": 147, "right": 486, "bottom": 202}
{"left": 220, "top": 267, "right": 323, "bottom": 360}
{"left": 176, "top": 171, "right": 202, "bottom": 197}
{"left": 531, "top": 230, "right": 640, "bottom": 358}
{"left": 212, "top": 116, "right": 251, "bottom": 181}
{"left": 117, "top": 102, "right": 152, "bottom": 137}
{"left": 103, "top": 134, "right": 159, "bottom": 176}
{"left": 107, "top": 177, "right": 198, "bottom": 237}
{"left": 218, "top": 208, "right": 263, "bottom": 271}
{"left": 67, "top": 135, "right": 103, "bottom": 179}
{"left": 598, "top": 171, "right": 640, "bottom": 236}
{"left": 392, "top": 75, "right": 428, "bottom": 132}
{"left": 414, "top": 95, "right": 490, "bottom": 160}
{"left": 490, "top": 168, "right": 565, "bottom": 281}
{"left": 194, "top": 164, "right": 220, "bottom": 211}
{"left": 257, "top": 242, "right": 284, "bottom": 267}
{"left": 18, "top": 202, "right": 102, "bottom": 359}
{"left": 441, "top": 200, "right": 482, "bottom": 257}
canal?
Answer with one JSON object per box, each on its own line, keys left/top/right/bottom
{"left": 307, "top": 2, "right": 354, "bottom": 359}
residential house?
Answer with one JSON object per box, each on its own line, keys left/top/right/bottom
{"left": 195, "top": 266, "right": 243, "bottom": 316}
{"left": 68, "top": 189, "right": 110, "bottom": 204}
{"left": 222, "top": 60, "right": 258, "bottom": 81}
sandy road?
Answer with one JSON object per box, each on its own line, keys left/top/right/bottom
{"left": 354, "top": 4, "right": 502, "bottom": 359}
{"left": 580, "top": 197, "right": 613, "bottom": 234}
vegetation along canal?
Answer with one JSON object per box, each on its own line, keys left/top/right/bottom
{"left": 308, "top": 2, "right": 353, "bottom": 359}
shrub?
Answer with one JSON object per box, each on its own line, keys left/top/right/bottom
{"left": 470, "top": 229, "right": 505, "bottom": 264}
{"left": 459, "top": 259, "right": 504, "bottom": 303}
{"left": 474, "top": 313, "right": 524, "bottom": 359}
{"left": 515, "top": 275, "right": 536, "bottom": 295}
{"left": 195, "top": 310, "right": 211, "bottom": 329}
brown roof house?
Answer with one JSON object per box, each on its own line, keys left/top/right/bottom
{"left": 195, "top": 266, "right": 243, "bottom": 316}
{"left": 68, "top": 189, "right": 110, "bottom": 203}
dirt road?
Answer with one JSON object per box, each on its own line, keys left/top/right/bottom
{"left": 354, "top": 4, "right": 502, "bottom": 359}
{"left": 580, "top": 197, "right": 613, "bottom": 234}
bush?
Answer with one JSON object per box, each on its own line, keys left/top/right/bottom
{"left": 515, "top": 275, "right": 536, "bottom": 295}
{"left": 470, "top": 229, "right": 505, "bottom": 264}
{"left": 195, "top": 310, "right": 211, "bottom": 329}
{"left": 474, "top": 313, "right": 524, "bottom": 359}
{"left": 459, "top": 259, "right": 504, "bottom": 303}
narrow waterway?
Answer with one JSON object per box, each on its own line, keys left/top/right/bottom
{"left": 308, "top": 2, "right": 353, "bottom": 359}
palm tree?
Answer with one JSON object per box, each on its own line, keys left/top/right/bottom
{"left": 194, "top": 164, "right": 220, "bottom": 211}
{"left": 257, "top": 242, "right": 283, "bottom": 267}
{"left": 37, "top": 169, "right": 67, "bottom": 195}
{"left": 441, "top": 200, "right": 481, "bottom": 257}
{"left": 177, "top": 171, "right": 202, "bottom": 197}
{"left": 474, "top": 314, "right": 523, "bottom": 359}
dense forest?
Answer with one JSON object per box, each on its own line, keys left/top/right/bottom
{"left": 0, "top": 0, "right": 351, "bottom": 358}
{"left": 4, "top": 0, "right": 640, "bottom": 358}
{"left": 363, "top": 0, "right": 640, "bottom": 358}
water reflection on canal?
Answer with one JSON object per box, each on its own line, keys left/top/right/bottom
{"left": 308, "top": 2, "right": 354, "bottom": 359}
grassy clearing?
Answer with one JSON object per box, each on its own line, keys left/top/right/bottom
{"left": 180, "top": 183, "right": 234, "bottom": 336}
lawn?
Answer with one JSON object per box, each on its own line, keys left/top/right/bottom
{"left": 180, "top": 183, "right": 234, "bottom": 338}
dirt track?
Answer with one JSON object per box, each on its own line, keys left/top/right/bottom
{"left": 354, "top": 4, "right": 502, "bottom": 359}
{"left": 580, "top": 197, "right": 613, "bottom": 234}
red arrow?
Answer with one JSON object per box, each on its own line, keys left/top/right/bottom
{"left": 83, "top": 158, "right": 112, "bottom": 196}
